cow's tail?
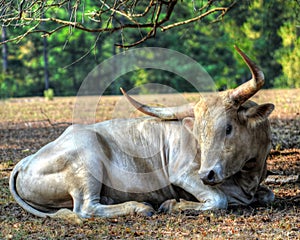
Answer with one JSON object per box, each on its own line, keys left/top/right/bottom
{"left": 9, "top": 158, "right": 83, "bottom": 223}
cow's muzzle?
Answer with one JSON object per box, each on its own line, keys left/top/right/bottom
{"left": 199, "top": 169, "right": 223, "bottom": 186}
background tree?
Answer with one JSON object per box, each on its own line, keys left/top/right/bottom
{"left": 0, "top": 0, "right": 299, "bottom": 97}
{"left": 0, "top": 0, "right": 235, "bottom": 47}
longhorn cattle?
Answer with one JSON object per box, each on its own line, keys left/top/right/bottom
{"left": 10, "top": 46, "right": 275, "bottom": 219}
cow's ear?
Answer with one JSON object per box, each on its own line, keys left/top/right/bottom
{"left": 243, "top": 103, "right": 274, "bottom": 127}
{"left": 182, "top": 117, "right": 195, "bottom": 133}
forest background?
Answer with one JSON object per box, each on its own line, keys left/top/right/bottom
{"left": 0, "top": 0, "right": 299, "bottom": 98}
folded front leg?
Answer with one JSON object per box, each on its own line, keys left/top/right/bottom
{"left": 167, "top": 168, "right": 228, "bottom": 213}
{"left": 159, "top": 192, "right": 227, "bottom": 214}
{"left": 78, "top": 200, "right": 155, "bottom": 218}
{"left": 158, "top": 199, "right": 204, "bottom": 213}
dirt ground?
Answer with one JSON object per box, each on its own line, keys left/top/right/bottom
{"left": 0, "top": 89, "right": 299, "bottom": 239}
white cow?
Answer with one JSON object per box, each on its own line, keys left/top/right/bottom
{"left": 10, "top": 46, "right": 275, "bottom": 219}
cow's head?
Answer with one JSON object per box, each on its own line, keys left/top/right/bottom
{"left": 121, "top": 46, "right": 274, "bottom": 186}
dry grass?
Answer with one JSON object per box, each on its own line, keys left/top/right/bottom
{"left": 0, "top": 89, "right": 299, "bottom": 239}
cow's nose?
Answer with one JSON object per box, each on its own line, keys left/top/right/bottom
{"left": 199, "top": 170, "right": 217, "bottom": 185}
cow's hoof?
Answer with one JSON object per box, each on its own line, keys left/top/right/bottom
{"left": 254, "top": 185, "right": 275, "bottom": 205}
{"left": 144, "top": 209, "right": 155, "bottom": 217}
{"left": 140, "top": 207, "right": 155, "bottom": 217}
{"left": 134, "top": 202, "right": 155, "bottom": 217}
{"left": 158, "top": 199, "right": 178, "bottom": 213}
{"left": 52, "top": 209, "right": 83, "bottom": 225}
{"left": 141, "top": 202, "right": 155, "bottom": 216}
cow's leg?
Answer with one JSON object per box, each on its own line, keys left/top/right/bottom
{"left": 159, "top": 189, "right": 227, "bottom": 213}
{"left": 77, "top": 200, "right": 155, "bottom": 218}
{"left": 218, "top": 177, "right": 275, "bottom": 206}
{"left": 159, "top": 199, "right": 204, "bottom": 213}
{"left": 253, "top": 185, "right": 275, "bottom": 205}
{"left": 70, "top": 172, "right": 155, "bottom": 218}
{"left": 162, "top": 172, "right": 227, "bottom": 213}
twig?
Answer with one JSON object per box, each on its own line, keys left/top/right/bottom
{"left": 161, "top": 7, "right": 228, "bottom": 32}
{"left": 40, "top": 108, "right": 72, "bottom": 126}
{"left": 0, "top": 0, "right": 236, "bottom": 48}
{"left": 0, "top": 167, "right": 13, "bottom": 172}
{"left": 264, "top": 175, "right": 300, "bottom": 184}
{"left": 40, "top": 108, "right": 55, "bottom": 126}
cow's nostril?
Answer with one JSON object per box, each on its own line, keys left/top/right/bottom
{"left": 207, "top": 170, "right": 215, "bottom": 181}
{"left": 199, "top": 169, "right": 217, "bottom": 185}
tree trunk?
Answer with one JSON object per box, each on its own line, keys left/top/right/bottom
{"left": 43, "top": 35, "right": 50, "bottom": 90}
{"left": 2, "top": 25, "right": 8, "bottom": 73}
{"left": 41, "top": 12, "right": 50, "bottom": 91}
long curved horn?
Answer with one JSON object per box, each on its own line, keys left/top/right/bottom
{"left": 230, "top": 45, "right": 265, "bottom": 105}
{"left": 120, "top": 88, "right": 195, "bottom": 120}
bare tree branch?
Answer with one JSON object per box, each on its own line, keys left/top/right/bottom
{"left": 162, "top": 2, "right": 237, "bottom": 31}
{"left": 0, "top": 0, "right": 237, "bottom": 48}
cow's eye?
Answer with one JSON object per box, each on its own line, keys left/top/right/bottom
{"left": 225, "top": 124, "right": 232, "bottom": 135}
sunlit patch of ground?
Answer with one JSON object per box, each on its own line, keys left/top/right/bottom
{"left": 0, "top": 89, "right": 299, "bottom": 239}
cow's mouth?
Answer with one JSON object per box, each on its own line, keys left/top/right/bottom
{"left": 202, "top": 179, "right": 224, "bottom": 186}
